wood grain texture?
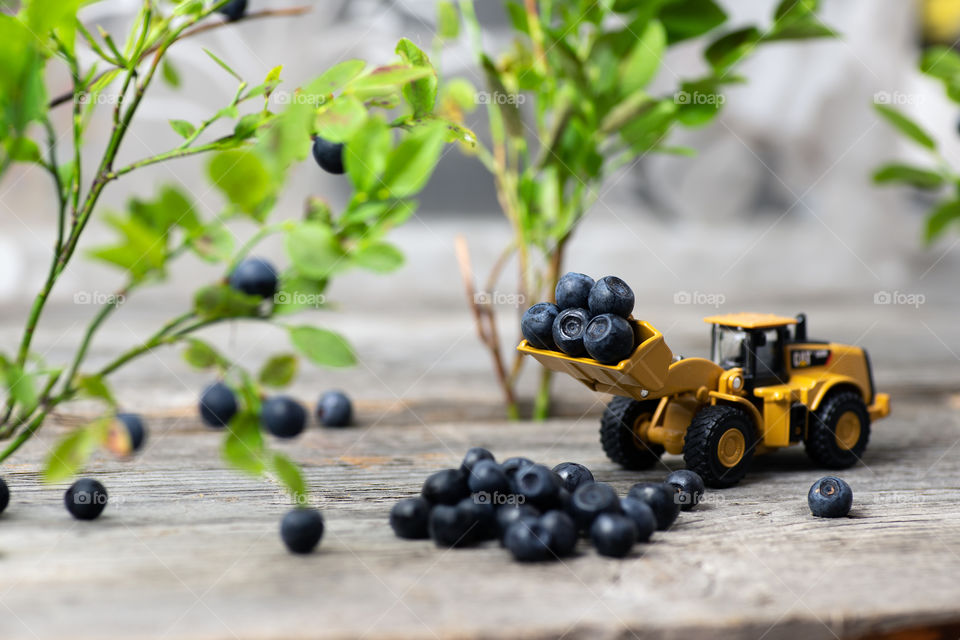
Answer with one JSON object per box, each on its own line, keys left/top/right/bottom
{"left": 0, "top": 395, "right": 959, "bottom": 640}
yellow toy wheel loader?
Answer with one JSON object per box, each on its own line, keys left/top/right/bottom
{"left": 518, "top": 312, "right": 890, "bottom": 488}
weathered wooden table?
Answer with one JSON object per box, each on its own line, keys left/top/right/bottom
{"left": 0, "top": 393, "right": 958, "bottom": 640}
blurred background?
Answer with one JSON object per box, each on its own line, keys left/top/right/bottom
{"left": 1, "top": 0, "right": 958, "bottom": 415}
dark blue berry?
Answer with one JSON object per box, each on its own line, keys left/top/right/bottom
{"left": 514, "top": 464, "right": 561, "bottom": 509}
{"left": 584, "top": 313, "right": 635, "bottom": 364}
{"left": 539, "top": 510, "right": 577, "bottom": 557}
{"left": 521, "top": 302, "right": 560, "bottom": 350}
{"left": 457, "top": 497, "right": 498, "bottom": 542}
{"left": 627, "top": 482, "right": 680, "bottom": 530}
{"left": 116, "top": 413, "right": 146, "bottom": 452}
{"left": 504, "top": 520, "right": 553, "bottom": 562}
{"left": 666, "top": 469, "right": 705, "bottom": 511}
{"left": 217, "top": 0, "right": 248, "bottom": 21}
{"left": 461, "top": 447, "right": 495, "bottom": 474}
{"left": 555, "top": 272, "right": 595, "bottom": 310}
{"left": 496, "top": 504, "right": 540, "bottom": 539}
{"left": 390, "top": 497, "right": 431, "bottom": 539}
{"left": 552, "top": 462, "right": 595, "bottom": 493}
{"left": 261, "top": 396, "right": 307, "bottom": 439}
{"left": 65, "top": 478, "right": 108, "bottom": 521}
{"left": 590, "top": 513, "right": 636, "bottom": 558}
{"left": 428, "top": 504, "right": 476, "bottom": 547}
{"left": 229, "top": 257, "right": 278, "bottom": 298}
{"left": 281, "top": 508, "right": 324, "bottom": 554}
{"left": 312, "top": 136, "right": 345, "bottom": 174}
{"left": 0, "top": 477, "right": 8, "bottom": 515}
{"left": 588, "top": 275, "right": 634, "bottom": 318}
{"left": 500, "top": 457, "right": 534, "bottom": 482}
{"left": 570, "top": 481, "right": 621, "bottom": 530}
{"left": 552, "top": 307, "right": 591, "bottom": 357}
{"left": 620, "top": 497, "right": 656, "bottom": 543}
{"left": 421, "top": 468, "right": 469, "bottom": 506}
{"left": 808, "top": 476, "right": 853, "bottom": 518}
{"left": 317, "top": 390, "right": 352, "bottom": 427}
{"left": 467, "top": 459, "right": 512, "bottom": 497}
{"left": 199, "top": 382, "right": 238, "bottom": 428}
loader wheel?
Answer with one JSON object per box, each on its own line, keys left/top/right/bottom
{"left": 805, "top": 391, "right": 870, "bottom": 469}
{"left": 600, "top": 397, "right": 664, "bottom": 470}
{"left": 683, "top": 405, "right": 755, "bottom": 488}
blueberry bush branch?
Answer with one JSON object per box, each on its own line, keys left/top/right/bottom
{"left": 0, "top": 1, "right": 456, "bottom": 499}
{"left": 443, "top": 0, "right": 833, "bottom": 420}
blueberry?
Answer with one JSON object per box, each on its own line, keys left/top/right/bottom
{"left": 496, "top": 504, "right": 541, "bottom": 539}
{"left": 521, "top": 302, "right": 560, "bottom": 350}
{"left": 552, "top": 308, "right": 591, "bottom": 357}
{"left": 808, "top": 476, "right": 853, "bottom": 518}
{"left": 280, "top": 508, "right": 324, "bottom": 554}
{"left": 217, "top": 0, "right": 248, "bottom": 21}
{"left": 555, "top": 272, "right": 595, "bottom": 310}
{"left": 421, "top": 469, "right": 470, "bottom": 506}
{"left": 457, "top": 497, "right": 498, "bottom": 542}
{"left": 570, "top": 482, "right": 621, "bottom": 530}
{"left": 552, "top": 462, "right": 595, "bottom": 493}
{"left": 500, "top": 457, "right": 534, "bottom": 482}
{"left": 504, "top": 520, "right": 553, "bottom": 562}
{"left": 261, "top": 396, "right": 307, "bottom": 439}
{"left": 116, "top": 413, "right": 146, "bottom": 452}
{"left": 229, "top": 257, "right": 278, "bottom": 298}
{"left": 428, "top": 504, "right": 476, "bottom": 547}
{"left": 583, "top": 313, "right": 635, "bottom": 364}
{"left": 666, "top": 469, "right": 705, "bottom": 511}
{"left": 620, "top": 497, "right": 656, "bottom": 543}
{"left": 390, "top": 497, "right": 431, "bottom": 539}
{"left": 317, "top": 390, "right": 352, "bottom": 428}
{"left": 64, "top": 478, "right": 108, "bottom": 521}
{"left": 461, "top": 447, "right": 496, "bottom": 474}
{"left": 199, "top": 382, "right": 238, "bottom": 428}
{"left": 539, "top": 510, "right": 578, "bottom": 557}
{"left": 312, "top": 136, "right": 345, "bottom": 175}
{"left": 627, "top": 482, "right": 680, "bottom": 531}
{"left": 588, "top": 276, "right": 635, "bottom": 318}
{"left": 514, "top": 464, "right": 562, "bottom": 509}
{"left": 467, "top": 459, "right": 512, "bottom": 497}
{"left": 590, "top": 513, "right": 636, "bottom": 558}
{"left": 0, "top": 477, "right": 8, "bottom": 515}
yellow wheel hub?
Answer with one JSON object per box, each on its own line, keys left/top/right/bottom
{"left": 717, "top": 428, "right": 746, "bottom": 468}
{"left": 835, "top": 411, "right": 861, "bottom": 450}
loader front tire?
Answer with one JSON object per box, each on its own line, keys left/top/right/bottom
{"left": 805, "top": 391, "right": 870, "bottom": 469}
{"left": 683, "top": 405, "right": 755, "bottom": 488}
{"left": 600, "top": 397, "right": 664, "bottom": 470}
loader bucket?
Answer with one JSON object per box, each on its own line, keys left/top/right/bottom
{"left": 517, "top": 319, "right": 674, "bottom": 398}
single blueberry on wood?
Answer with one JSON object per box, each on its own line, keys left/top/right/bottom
{"left": 500, "top": 457, "right": 534, "bottom": 482}
{"left": 539, "top": 510, "right": 578, "bottom": 557}
{"left": 390, "top": 497, "right": 431, "bottom": 539}
{"left": 552, "top": 462, "right": 595, "bottom": 493}
{"left": 116, "top": 413, "right": 147, "bottom": 452}
{"left": 620, "top": 497, "right": 656, "bottom": 543}
{"left": 467, "top": 459, "right": 512, "bottom": 497}
{"left": 217, "top": 0, "right": 248, "bottom": 21}
{"left": 521, "top": 302, "right": 560, "bottom": 350}
{"left": 457, "top": 497, "right": 498, "bottom": 542}
{"left": 583, "top": 313, "right": 635, "bottom": 364}
{"left": 496, "top": 504, "right": 541, "bottom": 539}
{"left": 504, "top": 520, "right": 553, "bottom": 562}
{"left": 317, "top": 390, "right": 352, "bottom": 428}
{"left": 65, "top": 478, "right": 108, "bottom": 521}
{"left": 588, "top": 275, "right": 635, "bottom": 318}
{"left": 461, "top": 447, "right": 496, "bottom": 474}
{"left": 666, "top": 469, "right": 705, "bottom": 511}
{"left": 261, "top": 396, "right": 307, "bottom": 439}
{"left": 281, "top": 508, "right": 324, "bottom": 554}
{"left": 627, "top": 482, "right": 680, "bottom": 530}
{"left": 514, "top": 464, "right": 561, "bottom": 509}
{"left": 428, "top": 504, "right": 476, "bottom": 547}
{"left": 555, "top": 272, "right": 595, "bottom": 310}
{"left": 421, "top": 469, "right": 470, "bottom": 505}
{"left": 0, "top": 477, "right": 9, "bottom": 515}
{"left": 199, "top": 382, "right": 238, "bottom": 428}
{"left": 570, "top": 481, "right": 621, "bottom": 530}
{"left": 228, "top": 257, "right": 278, "bottom": 298}
{"left": 808, "top": 476, "right": 853, "bottom": 518}
{"left": 590, "top": 513, "right": 636, "bottom": 558}
{"left": 552, "top": 307, "right": 591, "bottom": 357}
{"left": 312, "top": 136, "right": 345, "bottom": 174}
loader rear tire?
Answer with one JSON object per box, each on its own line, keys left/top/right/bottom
{"left": 600, "top": 397, "right": 664, "bottom": 470}
{"left": 805, "top": 391, "right": 870, "bottom": 469}
{"left": 683, "top": 405, "right": 755, "bottom": 488}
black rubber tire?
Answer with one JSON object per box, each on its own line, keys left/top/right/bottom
{"left": 600, "top": 397, "right": 664, "bottom": 470}
{"left": 805, "top": 390, "right": 870, "bottom": 469}
{"left": 683, "top": 405, "right": 755, "bottom": 488}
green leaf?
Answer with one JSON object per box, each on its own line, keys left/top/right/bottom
{"left": 437, "top": 1, "right": 460, "bottom": 40}
{"left": 764, "top": 20, "right": 835, "bottom": 40}
{"left": 161, "top": 59, "right": 181, "bottom": 88}
{"left": 259, "top": 354, "right": 298, "bottom": 388}
{"left": 619, "top": 20, "right": 666, "bottom": 94}
{"left": 270, "top": 452, "right": 307, "bottom": 501}
{"left": 773, "top": 0, "right": 819, "bottom": 23}
{"left": 396, "top": 38, "right": 438, "bottom": 117}
{"left": 169, "top": 119, "right": 195, "bottom": 139}
{"left": 288, "top": 326, "right": 356, "bottom": 368}
{"left": 25, "top": 0, "right": 82, "bottom": 53}
{"left": 311, "top": 59, "right": 367, "bottom": 95}
{"left": 920, "top": 47, "right": 960, "bottom": 104}
{"left": 285, "top": 223, "right": 345, "bottom": 280}
{"left": 222, "top": 412, "right": 266, "bottom": 476}
{"left": 188, "top": 222, "right": 235, "bottom": 263}
{"left": 4, "top": 137, "right": 42, "bottom": 164}
{"left": 480, "top": 55, "right": 524, "bottom": 138}
{"left": 208, "top": 150, "right": 273, "bottom": 216}
{"left": 872, "top": 164, "right": 945, "bottom": 190}
{"left": 925, "top": 198, "right": 960, "bottom": 243}
{"left": 314, "top": 95, "right": 367, "bottom": 143}
{"left": 380, "top": 122, "right": 447, "bottom": 198}
{"left": 75, "top": 374, "right": 116, "bottom": 406}
{"left": 203, "top": 48, "right": 243, "bottom": 81}
{"left": 345, "top": 116, "right": 392, "bottom": 192}
{"left": 87, "top": 215, "right": 167, "bottom": 280}
{"left": 705, "top": 27, "right": 762, "bottom": 71}
{"left": 43, "top": 417, "right": 110, "bottom": 484}
{"left": 349, "top": 65, "right": 433, "bottom": 99}
{"left": 505, "top": 2, "right": 529, "bottom": 34}
{"left": 3, "top": 363, "right": 37, "bottom": 410}
{"left": 193, "top": 285, "right": 263, "bottom": 319}
{"left": 660, "top": 0, "right": 727, "bottom": 44}
{"left": 183, "top": 338, "right": 228, "bottom": 370}
{"left": 352, "top": 242, "right": 405, "bottom": 273}
{"left": 873, "top": 104, "right": 936, "bottom": 151}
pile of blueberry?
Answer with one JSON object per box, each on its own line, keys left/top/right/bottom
{"left": 389, "top": 448, "right": 706, "bottom": 561}
{"left": 522, "top": 272, "right": 639, "bottom": 365}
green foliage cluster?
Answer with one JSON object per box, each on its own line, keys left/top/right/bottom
{"left": 0, "top": 1, "right": 456, "bottom": 499}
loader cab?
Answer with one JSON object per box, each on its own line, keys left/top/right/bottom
{"left": 705, "top": 313, "right": 799, "bottom": 391}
